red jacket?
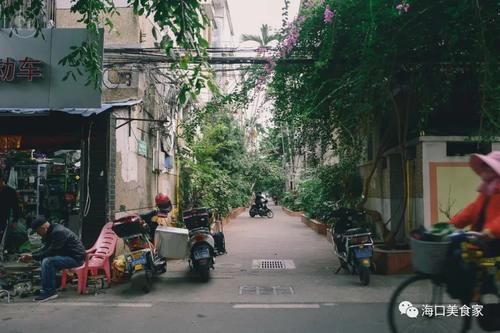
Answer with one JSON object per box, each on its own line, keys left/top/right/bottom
{"left": 450, "top": 186, "right": 500, "bottom": 238}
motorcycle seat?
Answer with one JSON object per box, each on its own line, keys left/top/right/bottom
{"left": 344, "top": 227, "right": 369, "bottom": 236}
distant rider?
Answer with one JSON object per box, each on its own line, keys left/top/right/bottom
{"left": 255, "top": 192, "right": 267, "bottom": 210}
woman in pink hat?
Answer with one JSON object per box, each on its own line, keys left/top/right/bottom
{"left": 450, "top": 151, "right": 500, "bottom": 254}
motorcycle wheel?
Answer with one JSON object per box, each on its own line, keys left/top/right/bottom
{"left": 266, "top": 210, "right": 274, "bottom": 218}
{"left": 249, "top": 210, "right": 256, "bottom": 217}
{"left": 358, "top": 266, "right": 370, "bottom": 286}
{"left": 143, "top": 269, "right": 154, "bottom": 292}
{"left": 196, "top": 264, "right": 210, "bottom": 283}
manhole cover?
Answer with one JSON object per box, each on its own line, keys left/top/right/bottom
{"left": 239, "top": 285, "right": 294, "bottom": 295}
{"left": 252, "top": 259, "right": 296, "bottom": 270}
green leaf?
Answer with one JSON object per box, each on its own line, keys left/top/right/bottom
{"left": 179, "top": 90, "right": 186, "bottom": 105}
{"left": 105, "top": 17, "right": 114, "bottom": 31}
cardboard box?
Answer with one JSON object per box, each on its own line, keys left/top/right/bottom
{"left": 154, "top": 226, "right": 189, "bottom": 259}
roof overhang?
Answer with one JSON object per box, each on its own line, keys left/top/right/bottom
{"left": 0, "top": 99, "right": 142, "bottom": 117}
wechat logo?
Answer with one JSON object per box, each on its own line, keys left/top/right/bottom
{"left": 399, "top": 301, "right": 419, "bottom": 318}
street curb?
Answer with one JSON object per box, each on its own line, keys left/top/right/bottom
{"left": 222, "top": 207, "right": 246, "bottom": 225}
{"left": 281, "top": 207, "right": 304, "bottom": 217}
{"left": 282, "top": 207, "right": 328, "bottom": 236}
{"left": 301, "top": 214, "right": 327, "bottom": 236}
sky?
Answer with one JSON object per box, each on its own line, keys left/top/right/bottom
{"left": 227, "top": 0, "right": 301, "bottom": 42}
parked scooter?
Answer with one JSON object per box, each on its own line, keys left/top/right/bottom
{"left": 183, "top": 208, "right": 215, "bottom": 282}
{"left": 112, "top": 215, "right": 166, "bottom": 292}
{"left": 330, "top": 208, "right": 374, "bottom": 286}
{"left": 249, "top": 200, "right": 274, "bottom": 218}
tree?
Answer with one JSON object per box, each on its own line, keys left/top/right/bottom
{"left": 0, "top": 0, "right": 213, "bottom": 101}
{"left": 269, "top": 0, "right": 500, "bottom": 246}
{"left": 180, "top": 113, "right": 252, "bottom": 218}
{"left": 241, "top": 24, "right": 279, "bottom": 49}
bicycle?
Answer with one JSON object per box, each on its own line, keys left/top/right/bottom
{"left": 388, "top": 231, "right": 500, "bottom": 333}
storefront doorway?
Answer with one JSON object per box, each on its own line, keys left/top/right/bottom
{"left": 0, "top": 111, "right": 112, "bottom": 248}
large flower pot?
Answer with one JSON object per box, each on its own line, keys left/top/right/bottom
{"left": 372, "top": 246, "right": 413, "bottom": 274}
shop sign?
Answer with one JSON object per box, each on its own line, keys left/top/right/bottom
{"left": 0, "top": 57, "right": 43, "bottom": 82}
{"left": 0, "top": 28, "right": 103, "bottom": 109}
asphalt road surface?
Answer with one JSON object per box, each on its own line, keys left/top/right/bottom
{"left": 0, "top": 204, "right": 484, "bottom": 333}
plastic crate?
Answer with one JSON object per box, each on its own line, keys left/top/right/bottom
{"left": 410, "top": 237, "right": 451, "bottom": 275}
{"left": 182, "top": 208, "right": 210, "bottom": 230}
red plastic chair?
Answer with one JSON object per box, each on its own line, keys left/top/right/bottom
{"left": 61, "top": 222, "right": 118, "bottom": 294}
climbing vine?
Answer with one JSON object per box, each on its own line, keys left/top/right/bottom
{"left": 269, "top": 0, "right": 500, "bottom": 158}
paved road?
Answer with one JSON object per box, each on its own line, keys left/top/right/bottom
{"left": 0, "top": 204, "right": 483, "bottom": 332}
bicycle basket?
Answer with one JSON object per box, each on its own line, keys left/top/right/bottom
{"left": 410, "top": 237, "right": 451, "bottom": 275}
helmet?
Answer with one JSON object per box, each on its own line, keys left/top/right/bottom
{"left": 155, "top": 193, "right": 171, "bottom": 209}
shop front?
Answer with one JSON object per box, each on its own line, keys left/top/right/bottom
{"left": 0, "top": 108, "right": 113, "bottom": 248}
{"left": 0, "top": 28, "right": 114, "bottom": 248}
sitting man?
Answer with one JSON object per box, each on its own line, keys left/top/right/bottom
{"left": 20, "top": 217, "right": 86, "bottom": 302}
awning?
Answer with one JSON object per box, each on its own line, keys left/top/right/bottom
{"left": 0, "top": 99, "right": 142, "bottom": 117}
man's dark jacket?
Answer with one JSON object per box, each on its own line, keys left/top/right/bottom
{"left": 32, "top": 224, "right": 86, "bottom": 262}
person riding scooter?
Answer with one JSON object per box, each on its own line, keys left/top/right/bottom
{"left": 141, "top": 192, "right": 174, "bottom": 240}
{"left": 255, "top": 192, "right": 267, "bottom": 210}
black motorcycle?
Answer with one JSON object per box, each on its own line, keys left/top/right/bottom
{"left": 249, "top": 200, "right": 273, "bottom": 218}
{"left": 330, "top": 208, "right": 374, "bottom": 286}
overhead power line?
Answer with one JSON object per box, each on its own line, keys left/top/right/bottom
{"left": 104, "top": 48, "right": 313, "bottom": 66}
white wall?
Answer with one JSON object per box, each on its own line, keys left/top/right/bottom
{"left": 422, "top": 137, "right": 500, "bottom": 228}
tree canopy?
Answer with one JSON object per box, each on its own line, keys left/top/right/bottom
{"left": 269, "top": 0, "right": 500, "bottom": 159}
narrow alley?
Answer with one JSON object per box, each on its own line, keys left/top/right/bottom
{"left": 1, "top": 204, "right": 483, "bottom": 333}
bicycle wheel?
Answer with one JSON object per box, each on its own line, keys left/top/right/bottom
{"left": 388, "top": 274, "right": 471, "bottom": 333}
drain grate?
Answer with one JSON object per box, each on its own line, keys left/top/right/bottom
{"left": 239, "top": 285, "right": 294, "bottom": 296}
{"left": 262, "top": 260, "right": 285, "bottom": 269}
{"left": 252, "top": 259, "right": 296, "bottom": 270}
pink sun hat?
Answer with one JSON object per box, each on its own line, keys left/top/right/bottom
{"left": 469, "top": 151, "right": 500, "bottom": 177}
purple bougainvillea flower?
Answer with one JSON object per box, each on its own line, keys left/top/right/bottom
{"left": 324, "top": 5, "right": 335, "bottom": 23}
{"left": 396, "top": 2, "right": 410, "bottom": 14}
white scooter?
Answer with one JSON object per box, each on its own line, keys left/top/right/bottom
{"left": 183, "top": 208, "right": 215, "bottom": 282}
